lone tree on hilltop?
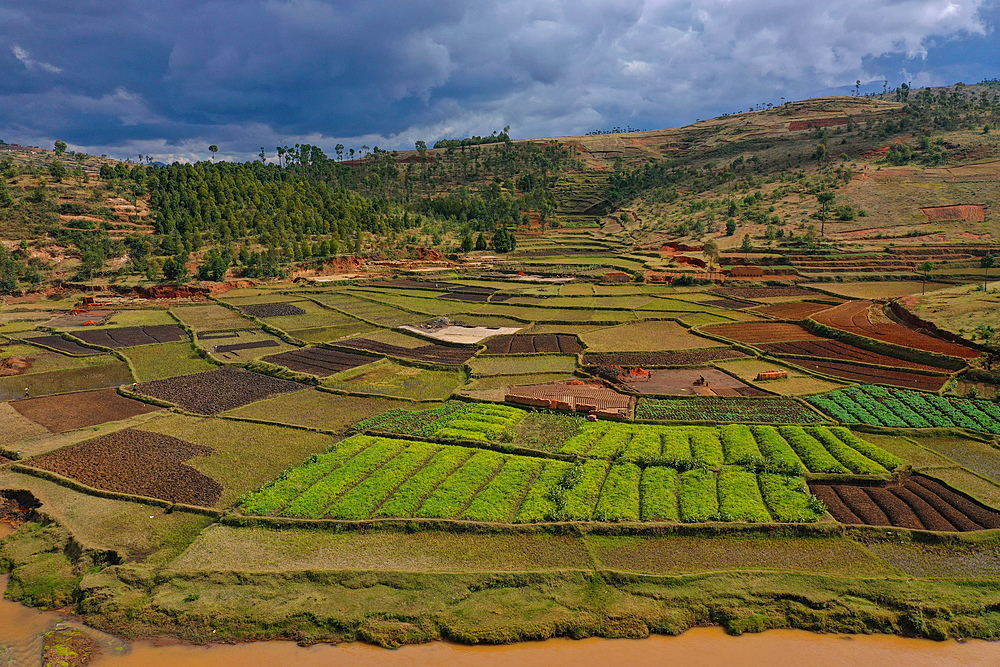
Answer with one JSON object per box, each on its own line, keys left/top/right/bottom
{"left": 54, "top": 140, "right": 67, "bottom": 155}
{"left": 208, "top": 145, "right": 218, "bottom": 162}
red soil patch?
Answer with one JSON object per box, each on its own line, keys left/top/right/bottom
{"left": 30, "top": 428, "right": 222, "bottom": 506}
{"left": 9, "top": 388, "right": 161, "bottom": 432}
{"left": 811, "top": 301, "right": 980, "bottom": 359}
{"left": 701, "top": 322, "right": 821, "bottom": 344}
{"left": 620, "top": 368, "right": 764, "bottom": 397}
{"left": 920, "top": 204, "right": 985, "bottom": 222}
{"left": 752, "top": 301, "right": 838, "bottom": 320}
{"left": 506, "top": 381, "right": 634, "bottom": 418}
{"left": 810, "top": 475, "right": 1000, "bottom": 532}
{"left": 788, "top": 117, "right": 848, "bottom": 131}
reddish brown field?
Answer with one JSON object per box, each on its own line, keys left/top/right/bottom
{"left": 713, "top": 287, "right": 819, "bottom": 299}
{"left": 701, "top": 322, "right": 821, "bottom": 344}
{"left": 811, "top": 301, "right": 980, "bottom": 359}
{"left": 788, "top": 358, "right": 949, "bottom": 391}
{"left": 136, "top": 368, "right": 304, "bottom": 415}
{"left": 10, "top": 388, "right": 162, "bottom": 432}
{"left": 810, "top": 475, "right": 1000, "bottom": 532}
{"left": 29, "top": 428, "right": 222, "bottom": 506}
{"left": 752, "top": 301, "right": 838, "bottom": 320}
{"left": 759, "top": 340, "right": 946, "bottom": 371}
{"left": 483, "top": 334, "right": 583, "bottom": 355}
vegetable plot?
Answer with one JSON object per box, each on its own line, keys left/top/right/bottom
{"left": 809, "top": 385, "right": 1000, "bottom": 435}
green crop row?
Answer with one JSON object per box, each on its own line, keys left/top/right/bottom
{"left": 242, "top": 435, "right": 825, "bottom": 524}
{"left": 717, "top": 466, "right": 772, "bottom": 523}
{"left": 808, "top": 426, "right": 888, "bottom": 475}
{"left": 678, "top": 468, "right": 718, "bottom": 522}
{"left": 374, "top": 448, "right": 473, "bottom": 517}
{"left": 513, "top": 460, "right": 574, "bottom": 523}
{"left": 462, "top": 458, "right": 543, "bottom": 522}
{"left": 778, "top": 426, "right": 850, "bottom": 474}
{"left": 326, "top": 442, "right": 442, "bottom": 520}
{"left": 557, "top": 422, "right": 898, "bottom": 477}
{"left": 281, "top": 438, "right": 409, "bottom": 518}
{"left": 416, "top": 450, "right": 508, "bottom": 518}
{"left": 240, "top": 436, "right": 376, "bottom": 516}
{"left": 639, "top": 467, "right": 679, "bottom": 521}
{"left": 592, "top": 463, "right": 641, "bottom": 522}
{"left": 719, "top": 424, "right": 764, "bottom": 467}
{"left": 758, "top": 474, "right": 825, "bottom": 523}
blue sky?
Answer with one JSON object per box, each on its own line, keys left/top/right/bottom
{"left": 1, "top": 0, "right": 996, "bottom": 163}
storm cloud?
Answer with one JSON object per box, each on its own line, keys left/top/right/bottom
{"left": 0, "top": 0, "right": 994, "bottom": 162}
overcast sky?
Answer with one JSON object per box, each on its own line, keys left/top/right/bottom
{"left": 1, "top": 0, "right": 997, "bottom": 163}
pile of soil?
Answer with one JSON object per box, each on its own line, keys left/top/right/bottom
{"left": 31, "top": 428, "right": 222, "bottom": 506}
{"left": 0, "top": 355, "right": 34, "bottom": 377}
{"left": 136, "top": 368, "right": 303, "bottom": 415}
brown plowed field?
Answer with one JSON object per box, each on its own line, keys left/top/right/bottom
{"left": 752, "top": 301, "right": 837, "bottom": 320}
{"left": 788, "top": 358, "right": 948, "bottom": 391}
{"left": 713, "top": 287, "right": 819, "bottom": 299}
{"left": 811, "top": 301, "right": 980, "bottom": 359}
{"left": 759, "top": 340, "right": 946, "bottom": 372}
{"left": 10, "top": 388, "right": 161, "bottom": 432}
{"left": 483, "top": 334, "right": 583, "bottom": 355}
{"left": 702, "top": 298, "right": 752, "bottom": 310}
{"left": 240, "top": 303, "right": 307, "bottom": 318}
{"left": 338, "top": 338, "right": 475, "bottom": 364}
{"left": 136, "top": 368, "right": 304, "bottom": 415}
{"left": 810, "top": 475, "right": 1000, "bottom": 532}
{"left": 584, "top": 349, "right": 749, "bottom": 367}
{"left": 23, "top": 335, "right": 103, "bottom": 356}
{"left": 701, "top": 322, "right": 821, "bottom": 344}
{"left": 30, "top": 428, "right": 222, "bottom": 506}
{"left": 622, "top": 368, "right": 764, "bottom": 396}
{"left": 74, "top": 325, "right": 187, "bottom": 348}
{"left": 213, "top": 340, "right": 280, "bottom": 354}
{"left": 263, "top": 347, "right": 376, "bottom": 377}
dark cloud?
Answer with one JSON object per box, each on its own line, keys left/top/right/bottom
{"left": 0, "top": 0, "right": 994, "bottom": 162}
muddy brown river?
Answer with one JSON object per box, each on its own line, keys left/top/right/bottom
{"left": 4, "top": 521, "right": 1000, "bottom": 666}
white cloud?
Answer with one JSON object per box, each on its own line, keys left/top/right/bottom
{"left": 11, "top": 45, "right": 62, "bottom": 74}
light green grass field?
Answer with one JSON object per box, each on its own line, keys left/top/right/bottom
{"left": 322, "top": 359, "right": 462, "bottom": 401}
{"left": 124, "top": 341, "right": 217, "bottom": 382}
